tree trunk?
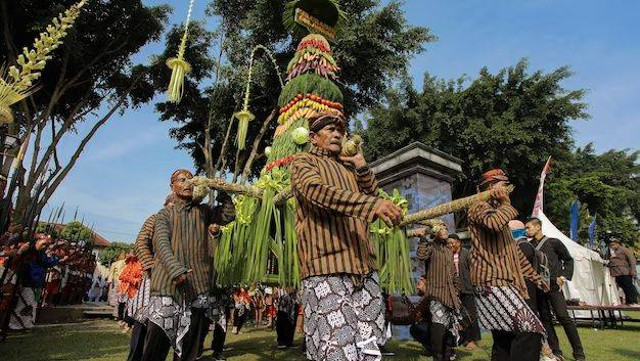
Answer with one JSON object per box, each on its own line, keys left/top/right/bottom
{"left": 12, "top": 78, "right": 140, "bottom": 228}
{"left": 240, "top": 107, "right": 277, "bottom": 183}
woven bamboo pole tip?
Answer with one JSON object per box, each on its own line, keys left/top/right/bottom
{"left": 400, "top": 184, "right": 515, "bottom": 226}
{"left": 273, "top": 187, "right": 293, "bottom": 205}
{"left": 405, "top": 219, "right": 444, "bottom": 238}
{"left": 189, "top": 176, "right": 263, "bottom": 198}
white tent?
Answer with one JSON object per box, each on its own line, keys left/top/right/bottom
{"left": 538, "top": 211, "right": 619, "bottom": 306}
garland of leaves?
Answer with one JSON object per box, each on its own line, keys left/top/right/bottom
{"left": 278, "top": 73, "right": 343, "bottom": 107}
{"left": 370, "top": 189, "right": 414, "bottom": 294}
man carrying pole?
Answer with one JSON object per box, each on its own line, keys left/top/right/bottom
{"left": 468, "top": 169, "right": 549, "bottom": 361}
{"left": 291, "top": 114, "right": 404, "bottom": 361}
{"left": 141, "top": 170, "right": 233, "bottom": 361}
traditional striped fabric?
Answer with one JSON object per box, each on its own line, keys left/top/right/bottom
{"left": 134, "top": 215, "right": 156, "bottom": 272}
{"left": 468, "top": 201, "right": 541, "bottom": 299}
{"left": 291, "top": 146, "right": 382, "bottom": 278}
{"left": 416, "top": 240, "right": 461, "bottom": 310}
{"left": 150, "top": 199, "right": 233, "bottom": 300}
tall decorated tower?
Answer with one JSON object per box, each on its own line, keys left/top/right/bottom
{"left": 198, "top": 0, "right": 415, "bottom": 294}
{"left": 211, "top": 0, "right": 351, "bottom": 288}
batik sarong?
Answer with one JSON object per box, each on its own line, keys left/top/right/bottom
{"left": 474, "top": 285, "right": 545, "bottom": 335}
{"left": 430, "top": 300, "right": 461, "bottom": 342}
{"left": 146, "top": 296, "right": 192, "bottom": 357}
{"left": 9, "top": 287, "right": 36, "bottom": 330}
{"left": 204, "top": 293, "right": 228, "bottom": 332}
{"left": 147, "top": 293, "right": 225, "bottom": 356}
{"left": 128, "top": 276, "right": 151, "bottom": 323}
{"left": 302, "top": 272, "right": 385, "bottom": 361}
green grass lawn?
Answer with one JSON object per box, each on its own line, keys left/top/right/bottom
{"left": 2, "top": 319, "right": 640, "bottom": 361}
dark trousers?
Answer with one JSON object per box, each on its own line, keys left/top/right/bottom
{"left": 538, "top": 287, "right": 585, "bottom": 359}
{"left": 460, "top": 293, "right": 481, "bottom": 343}
{"left": 512, "top": 281, "right": 543, "bottom": 359}
{"left": 276, "top": 310, "right": 297, "bottom": 347}
{"left": 117, "top": 302, "right": 126, "bottom": 320}
{"left": 410, "top": 321, "right": 455, "bottom": 360}
{"left": 616, "top": 275, "right": 639, "bottom": 304}
{"left": 181, "top": 308, "right": 208, "bottom": 361}
{"left": 491, "top": 330, "right": 541, "bottom": 361}
{"left": 127, "top": 321, "right": 147, "bottom": 361}
{"left": 523, "top": 281, "right": 538, "bottom": 312}
{"left": 141, "top": 321, "right": 172, "bottom": 361}
{"left": 197, "top": 318, "right": 227, "bottom": 357}
{"left": 141, "top": 310, "right": 207, "bottom": 361}
{"left": 430, "top": 323, "right": 447, "bottom": 360}
{"left": 233, "top": 308, "right": 246, "bottom": 332}
{"left": 410, "top": 321, "right": 432, "bottom": 354}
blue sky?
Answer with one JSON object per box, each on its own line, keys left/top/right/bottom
{"left": 42, "top": 0, "right": 639, "bottom": 242}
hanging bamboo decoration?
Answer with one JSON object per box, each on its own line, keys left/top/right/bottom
{"left": 234, "top": 45, "right": 283, "bottom": 150}
{"left": 0, "top": 0, "right": 88, "bottom": 123}
{"left": 11, "top": 132, "right": 31, "bottom": 170}
{"left": 400, "top": 185, "right": 515, "bottom": 226}
{"left": 166, "top": 0, "right": 195, "bottom": 103}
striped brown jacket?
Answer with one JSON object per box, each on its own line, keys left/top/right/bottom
{"left": 134, "top": 215, "right": 156, "bottom": 272}
{"left": 291, "top": 146, "right": 382, "bottom": 278}
{"left": 468, "top": 200, "right": 541, "bottom": 299}
{"left": 150, "top": 199, "right": 234, "bottom": 300}
{"left": 417, "top": 240, "right": 461, "bottom": 310}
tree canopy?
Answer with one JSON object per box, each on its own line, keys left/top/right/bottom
{"left": 545, "top": 144, "right": 640, "bottom": 246}
{"left": 98, "top": 241, "right": 133, "bottom": 266}
{"left": 59, "top": 220, "right": 94, "bottom": 245}
{"left": 362, "top": 59, "right": 588, "bottom": 218}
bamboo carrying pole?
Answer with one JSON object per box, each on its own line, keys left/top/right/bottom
{"left": 273, "top": 187, "right": 293, "bottom": 205}
{"left": 189, "top": 176, "right": 263, "bottom": 199}
{"left": 400, "top": 185, "right": 515, "bottom": 227}
{"left": 189, "top": 177, "right": 514, "bottom": 225}
{"left": 406, "top": 219, "right": 445, "bottom": 238}
{"left": 189, "top": 176, "right": 293, "bottom": 205}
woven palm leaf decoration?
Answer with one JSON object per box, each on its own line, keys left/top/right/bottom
{"left": 193, "top": 0, "right": 516, "bottom": 295}
{"left": 235, "top": 45, "right": 283, "bottom": 150}
{"left": 199, "top": 0, "right": 463, "bottom": 294}
{"left": 166, "top": 0, "right": 195, "bottom": 103}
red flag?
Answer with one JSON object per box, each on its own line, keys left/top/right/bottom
{"left": 531, "top": 156, "right": 552, "bottom": 218}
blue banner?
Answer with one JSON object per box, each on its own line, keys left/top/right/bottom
{"left": 569, "top": 200, "right": 580, "bottom": 242}
{"left": 588, "top": 215, "right": 597, "bottom": 247}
